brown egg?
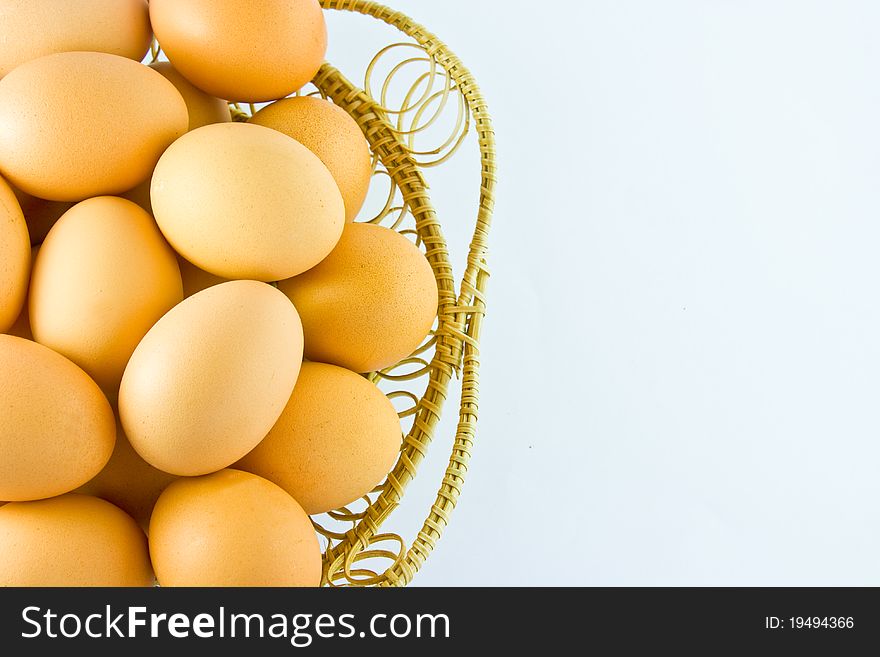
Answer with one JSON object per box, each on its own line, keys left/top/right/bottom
{"left": 238, "top": 362, "right": 402, "bottom": 514}
{"left": 119, "top": 280, "right": 303, "bottom": 476}
{"left": 250, "top": 96, "right": 372, "bottom": 222}
{"left": 177, "top": 254, "right": 229, "bottom": 298}
{"left": 150, "top": 469, "right": 321, "bottom": 587}
{"left": 0, "top": 494, "right": 153, "bottom": 586}
{"left": 0, "top": 0, "right": 152, "bottom": 79}
{"left": 5, "top": 245, "right": 39, "bottom": 340}
{"left": 30, "top": 197, "right": 183, "bottom": 401}
{"left": 0, "top": 335, "right": 115, "bottom": 501}
{"left": 149, "top": 61, "right": 232, "bottom": 130}
{"left": 0, "top": 176, "right": 29, "bottom": 333}
{"left": 77, "top": 417, "right": 178, "bottom": 531}
{"left": 151, "top": 122, "right": 344, "bottom": 281}
{"left": 278, "top": 223, "right": 439, "bottom": 373}
{"left": 0, "top": 52, "right": 188, "bottom": 201}
{"left": 149, "top": 0, "right": 327, "bottom": 102}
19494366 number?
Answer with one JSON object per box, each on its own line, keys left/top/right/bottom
{"left": 765, "top": 616, "right": 854, "bottom": 629}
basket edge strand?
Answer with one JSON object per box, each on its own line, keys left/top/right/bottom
{"left": 322, "top": 0, "right": 496, "bottom": 586}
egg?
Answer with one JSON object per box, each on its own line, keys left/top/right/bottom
{"left": 177, "top": 254, "right": 229, "bottom": 298}
{"left": 30, "top": 197, "right": 183, "bottom": 400}
{"left": 250, "top": 96, "right": 372, "bottom": 222}
{"left": 0, "top": 335, "right": 115, "bottom": 501}
{"left": 0, "top": 0, "right": 152, "bottom": 79}
{"left": 237, "top": 362, "right": 402, "bottom": 514}
{"left": 0, "top": 175, "right": 29, "bottom": 333}
{"left": 0, "top": 494, "right": 153, "bottom": 586}
{"left": 150, "top": 469, "right": 321, "bottom": 587}
{"left": 149, "top": 0, "right": 327, "bottom": 102}
{"left": 77, "top": 417, "right": 178, "bottom": 531}
{"left": 151, "top": 122, "right": 344, "bottom": 281}
{"left": 0, "top": 52, "right": 188, "bottom": 201}
{"left": 278, "top": 223, "right": 439, "bottom": 373}
{"left": 119, "top": 280, "right": 303, "bottom": 476}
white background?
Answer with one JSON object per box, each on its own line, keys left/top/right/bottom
{"left": 326, "top": 0, "right": 880, "bottom": 585}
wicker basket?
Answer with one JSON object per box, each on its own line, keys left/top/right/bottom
{"left": 155, "top": 0, "right": 495, "bottom": 586}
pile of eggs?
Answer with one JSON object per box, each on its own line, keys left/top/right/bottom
{"left": 0, "top": 0, "right": 439, "bottom": 587}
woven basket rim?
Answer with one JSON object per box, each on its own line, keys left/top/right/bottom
{"left": 313, "top": 0, "right": 496, "bottom": 587}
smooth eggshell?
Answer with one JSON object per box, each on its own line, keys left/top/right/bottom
{"left": 278, "top": 223, "right": 439, "bottom": 373}
{"left": 251, "top": 96, "right": 372, "bottom": 222}
{"left": 0, "top": 52, "right": 188, "bottom": 201}
{"left": 149, "top": 0, "right": 327, "bottom": 102}
{"left": 237, "top": 362, "right": 402, "bottom": 514}
{"left": 0, "top": 335, "right": 115, "bottom": 501}
{"left": 151, "top": 122, "right": 344, "bottom": 281}
{"left": 0, "top": 176, "right": 29, "bottom": 332}
{"left": 29, "top": 197, "right": 183, "bottom": 401}
{"left": 119, "top": 280, "right": 303, "bottom": 476}
{"left": 0, "top": 494, "right": 153, "bottom": 586}
{"left": 77, "top": 417, "right": 178, "bottom": 531}
{"left": 150, "top": 469, "right": 321, "bottom": 587}
{"left": 0, "top": 0, "right": 152, "bottom": 78}
{"left": 149, "top": 61, "right": 232, "bottom": 130}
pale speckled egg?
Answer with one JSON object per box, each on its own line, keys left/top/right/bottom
{"left": 250, "top": 96, "right": 372, "bottom": 222}
{"left": 0, "top": 494, "right": 153, "bottom": 586}
{"left": 0, "top": 175, "right": 29, "bottom": 332}
{"left": 119, "top": 280, "right": 303, "bottom": 476}
{"left": 77, "top": 417, "right": 178, "bottom": 531}
{"left": 150, "top": 469, "right": 321, "bottom": 587}
{"left": 278, "top": 223, "right": 439, "bottom": 373}
{"left": 149, "top": 0, "right": 327, "bottom": 102}
{"left": 0, "top": 335, "right": 115, "bottom": 501}
{"left": 237, "top": 361, "right": 402, "bottom": 514}
{"left": 4, "top": 245, "right": 38, "bottom": 340}
{"left": 151, "top": 122, "right": 344, "bottom": 281}
{"left": 0, "top": 0, "right": 153, "bottom": 79}
{"left": 177, "top": 254, "right": 228, "bottom": 298}
{"left": 0, "top": 52, "right": 188, "bottom": 201}
{"left": 29, "top": 197, "right": 183, "bottom": 401}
